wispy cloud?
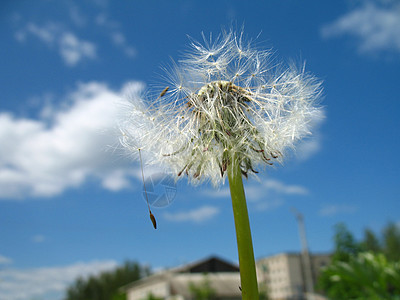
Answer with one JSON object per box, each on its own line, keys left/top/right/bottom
{"left": 0, "top": 260, "right": 117, "bottom": 300}
{"left": 31, "top": 234, "right": 46, "bottom": 243}
{"left": 202, "top": 179, "right": 308, "bottom": 200}
{"left": 321, "top": 1, "right": 400, "bottom": 55}
{"left": 244, "top": 179, "right": 308, "bottom": 203}
{"left": 252, "top": 198, "right": 284, "bottom": 212}
{"left": 59, "top": 32, "right": 96, "bottom": 66}
{"left": 16, "top": 22, "right": 58, "bottom": 44}
{"left": 0, "top": 81, "right": 144, "bottom": 199}
{"left": 202, "top": 187, "right": 231, "bottom": 198}
{"left": 201, "top": 179, "right": 308, "bottom": 212}
{"left": 111, "top": 31, "right": 137, "bottom": 58}
{"left": 14, "top": 1, "right": 137, "bottom": 62}
{"left": 261, "top": 179, "right": 309, "bottom": 196}
{"left": 0, "top": 254, "right": 13, "bottom": 265}
{"left": 95, "top": 13, "right": 137, "bottom": 58}
{"left": 15, "top": 22, "right": 97, "bottom": 66}
{"left": 245, "top": 179, "right": 308, "bottom": 211}
{"left": 67, "top": 3, "right": 87, "bottom": 27}
{"left": 163, "top": 205, "right": 220, "bottom": 223}
{"left": 295, "top": 109, "right": 325, "bottom": 161}
{"left": 396, "top": 220, "right": 400, "bottom": 229}
{"left": 318, "top": 204, "right": 358, "bottom": 217}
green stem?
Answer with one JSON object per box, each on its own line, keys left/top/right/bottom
{"left": 227, "top": 155, "right": 259, "bottom": 300}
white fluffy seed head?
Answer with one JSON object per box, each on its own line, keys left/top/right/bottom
{"left": 120, "top": 30, "right": 323, "bottom": 186}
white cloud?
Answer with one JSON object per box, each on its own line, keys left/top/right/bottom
{"left": 0, "top": 81, "right": 145, "bottom": 200}
{"left": 295, "top": 135, "right": 322, "bottom": 161}
{"left": 246, "top": 179, "right": 309, "bottom": 211}
{"left": 111, "top": 32, "right": 125, "bottom": 45}
{"left": 31, "top": 234, "right": 46, "bottom": 243}
{"left": 15, "top": 22, "right": 97, "bottom": 66}
{"left": 0, "top": 254, "right": 13, "bottom": 265}
{"left": 318, "top": 204, "right": 358, "bottom": 217}
{"left": 59, "top": 32, "right": 97, "bottom": 66}
{"left": 101, "top": 169, "right": 134, "bottom": 191}
{"left": 94, "top": 12, "right": 137, "bottom": 58}
{"left": 202, "top": 187, "right": 231, "bottom": 198}
{"left": 396, "top": 220, "right": 400, "bottom": 229}
{"left": 111, "top": 32, "right": 137, "bottom": 58}
{"left": 201, "top": 178, "right": 308, "bottom": 211}
{"left": 0, "top": 260, "right": 117, "bottom": 300}
{"left": 262, "top": 179, "right": 309, "bottom": 195}
{"left": 68, "top": 3, "right": 87, "bottom": 27}
{"left": 95, "top": 13, "right": 119, "bottom": 29}
{"left": 25, "top": 22, "right": 58, "bottom": 44}
{"left": 203, "top": 179, "right": 308, "bottom": 199}
{"left": 244, "top": 179, "right": 307, "bottom": 211}
{"left": 245, "top": 179, "right": 308, "bottom": 201}
{"left": 295, "top": 108, "right": 325, "bottom": 161}
{"left": 164, "top": 205, "right": 220, "bottom": 223}
{"left": 252, "top": 198, "right": 284, "bottom": 212}
{"left": 321, "top": 1, "right": 400, "bottom": 54}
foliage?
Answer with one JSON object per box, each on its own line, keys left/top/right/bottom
{"left": 359, "top": 222, "right": 400, "bottom": 262}
{"left": 318, "top": 252, "right": 400, "bottom": 299}
{"left": 64, "top": 261, "right": 150, "bottom": 300}
{"left": 318, "top": 222, "right": 400, "bottom": 299}
{"left": 258, "top": 282, "right": 269, "bottom": 300}
{"left": 142, "top": 293, "right": 163, "bottom": 300}
{"left": 360, "top": 228, "right": 381, "bottom": 253}
{"left": 331, "top": 223, "right": 360, "bottom": 263}
{"left": 112, "top": 293, "right": 127, "bottom": 300}
{"left": 188, "top": 275, "right": 217, "bottom": 300}
{"left": 330, "top": 222, "right": 400, "bottom": 262}
{"left": 382, "top": 222, "right": 400, "bottom": 261}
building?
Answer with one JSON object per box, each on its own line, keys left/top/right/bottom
{"left": 122, "top": 253, "right": 330, "bottom": 300}
{"left": 256, "top": 253, "right": 331, "bottom": 300}
{"left": 121, "top": 256, "right": 242, "bottom": 300}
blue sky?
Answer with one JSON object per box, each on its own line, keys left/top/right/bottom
{"left": 1, "top": 0, "right": 400, "bottom": 299}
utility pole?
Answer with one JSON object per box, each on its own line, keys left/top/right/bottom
{"left": 291, "top": 208, "right": 314, "bottom": 300}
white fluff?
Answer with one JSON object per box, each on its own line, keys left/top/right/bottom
{"left": 120, "top": 30, "right": 323, "bottom": 186}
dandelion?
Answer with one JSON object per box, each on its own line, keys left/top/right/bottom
{"left": 120, "top": 29, "right": 322, "bottom": 299}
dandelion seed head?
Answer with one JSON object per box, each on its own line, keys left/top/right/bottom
{"left": 120, "top": 30, "right": 323, "bottom": 186}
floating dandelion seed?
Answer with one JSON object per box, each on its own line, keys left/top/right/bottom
{"left": 138, "top": 148, "right": 157, "bottom": 229}
{"left": 119, "top": 29, "right": 323, "bottom": 299}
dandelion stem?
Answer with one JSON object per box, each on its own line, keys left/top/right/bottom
{"left": 227, "top": 154, "right": 259, "bottom": 300}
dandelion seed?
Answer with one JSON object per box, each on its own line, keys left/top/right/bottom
{"left": 138, "top": 148, "right": 157, "bottom": 230}
{"left": 149, "top": 211, "right": 157, "bottom": 229}
{"left": 158, "top": 86, "right": 169, "bottom": 99}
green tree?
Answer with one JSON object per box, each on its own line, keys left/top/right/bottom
{"left": 382, "top": 222, "right": 400, "bottom": 261}
{"left": 331, "top": 223, "right": 360, "bottom": 262}
{"left": 188, "top": 275, "right": 217, "bottom": 300}
{"left": 359, "top": 222, "right": 400, "bottom": 261}
{"left": 318, "top": 252, "right": 400, "bottom": 300}
{"left": 318, "top": 222, "right": 400, "bottom": 299}
{"left": 64, "top": 261, "right": 149, "bottom": 300}
{"left": 360, "top": 228, "right": 381, "bottom": 253}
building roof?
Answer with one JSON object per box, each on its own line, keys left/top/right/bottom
{"left": 170, "top": 255, "right": 239, "bottom": 273}
{"left": 120, "top": 255, "right": 239, "bottom": 292}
